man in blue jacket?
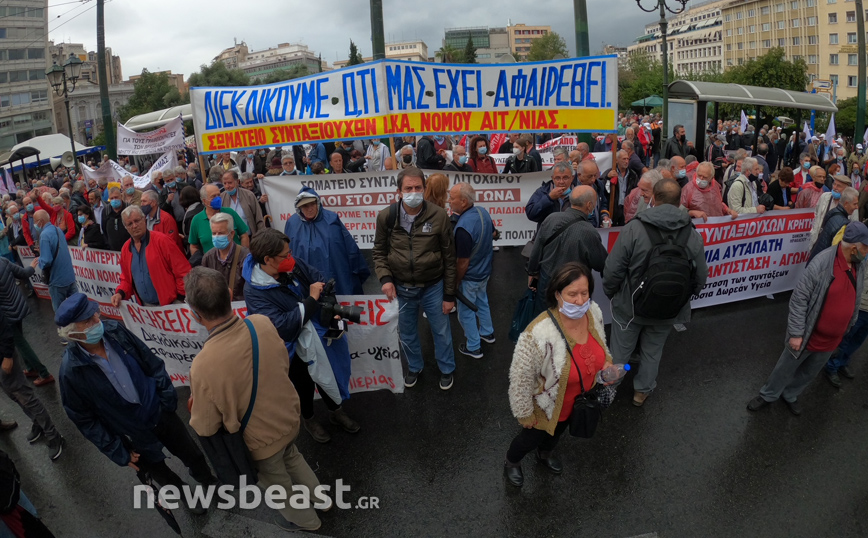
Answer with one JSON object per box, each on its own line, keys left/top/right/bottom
{"left": 243, "top": 229, "right": 359, "bottom": 445}
{"left": 56, "top": 294, "right": 214, "bottom": 510}
{"left": 284, "top": 187, "right": 370, "bottom": 295}
{"left": 525, "top": 162, "right": 579, "bottom": 231}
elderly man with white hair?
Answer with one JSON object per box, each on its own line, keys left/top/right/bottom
{"left": 188, "top": 184, "right": 249, "bottom": 256}
{"left": 111, "top": 205, "right": 190, "bottom": 308}
{"left": 201, "top": 212, "right": 249, "bottom": 301}
{"left": 624, "top": 169, "right": 662, "bottom": 222}
{"left": 681, "top": 161, "right": 739, "bottom": 221}
{"left": 727, "top": 157, "right": 767, "bottom": 215}
{"left": 120, "top": 175, "right": 142, "bottom": 207}
{"left": 808, "top": 174, "right": 859, "bottom": 249}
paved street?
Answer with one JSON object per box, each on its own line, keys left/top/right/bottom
{"left": 6, "top": 247, "right": 868, "bottom": 537}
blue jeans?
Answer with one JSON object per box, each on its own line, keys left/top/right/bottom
{"left": 458, "top": 278, "right": 494, "bottom": 350}
{"left": 826, "top": 309, "right": 868, "bottom": 373}
{"left": 397, "top": 280, "right": 455, "bottom": 375}
{"left": 49, "top": 281, "right": 79, "bottom": 312}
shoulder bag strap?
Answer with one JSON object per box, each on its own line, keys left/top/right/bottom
{"left": 546, "top": 310, "right": 587, "bottom": 397}
{"left": 228, "top": 245, "right": 242, "bottom": 293}
{"left": 240, "top": 318, "right": 259, "bottom": 431}
{"left": 543, "top": 215, "right": 585, "bottom": 248}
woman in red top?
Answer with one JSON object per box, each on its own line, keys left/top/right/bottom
{"left": 505, "top": 262, "right": 614, "bottom": 488}
{"left": 467, "top": 135, "right": 498, "bottom": 174}
{"left": 34, "top": 192, "right": 75, "bottom": 242}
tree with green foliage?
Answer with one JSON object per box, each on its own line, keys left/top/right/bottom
{"left": 618, "top": 52, "right": 673, "bottom": 110}
{"left": 91, "top": 131, "right": 106, "bottom": 146}
{"left": 526, "top": 32, "right": 569, "bottom": 62}
{"left": 187, "top": 61, "right": 250, "bottom": 90}
{"left": 720, "top": 48, "right": 809, "bottom": 117}
{"left": 463, "top": 37, "right": 477, "bottom": 64}
{"left": 259, "top": 65, "right": 309, "bottom": 84}
{"left": 348, "top": 40, "right": 364, "bottom": 66}
{"left": 116, "top": 70, "right": 184, "bottom": 123}
{"left": 435, "top": 44, "right": 462, "bottom": 63}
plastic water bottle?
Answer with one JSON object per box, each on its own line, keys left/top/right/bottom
{"left": 595, "top": 364, "right": 630, "bottom": 384}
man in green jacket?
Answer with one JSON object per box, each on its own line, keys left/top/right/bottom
{"left": 372, "top": 167, "right": 457, "bottom": 391}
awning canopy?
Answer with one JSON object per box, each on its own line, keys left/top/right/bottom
{"left": 123, "top": 104, "right": 192, "bottom": 132}
{"left": 668, "top": 80, "right": 838, "bottom": 112}
{"left": 632, "top": 95, "right": 664, "bottom": 107}
{"left": 0, "top": 133, "right": 100, "bottom": 171}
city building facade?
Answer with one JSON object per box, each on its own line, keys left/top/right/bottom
{"left": 508, "top": 23, "right": 552, "bottom": 60}
{"left": 333, "top": 40, "right": 432, "bottom": 68}
{"left": 53, "top": 82, "right": 134, "bottom": 145}
{"left": 214, "top": 41, "right": 328, "bottom": 80}
{"left": 49, "top": 41, "right": 123, "bottom": 86}
{"left": 127, "top": 70, "right": 187, "bottom": 95}
{"left": 817, "top": 0, "right": 865, "bottom": 99}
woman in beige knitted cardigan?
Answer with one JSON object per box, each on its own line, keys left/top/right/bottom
{"left": 505, "top": 262, "right": 613, "bottom": 488}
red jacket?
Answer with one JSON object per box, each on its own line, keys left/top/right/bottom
{"left": 469, "top": 156, "right": 498, "bottom": 174}
{"left": 37, "top": 196, "right": 76, "bottom": 241}
{"left": 117, "top": 230, "right": 190, "bottom": 306}
{"left": 151, "top": 209, "right": 183, "bottom": 251}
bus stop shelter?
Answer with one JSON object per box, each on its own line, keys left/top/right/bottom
{"left": 667, "top": 80, "right": 837, "bottom": 159}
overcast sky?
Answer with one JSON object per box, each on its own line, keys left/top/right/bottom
{"left": 47, "top": 0, "right": 650, "bottom": 81}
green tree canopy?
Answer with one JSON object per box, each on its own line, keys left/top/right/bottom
{"left": 348, "top": 40, "right": 364, "bottom": 66}
{"left": 187, "top": 61, "right": 250, "bottom": 89}
{"left": 116, "top": 70, "right": 184, "bottom": 123}
{"left": 526, "top": 32, "right": 569, "bottom": 62}
{"left": 258, "top": 65, "right": 309, "bottom": 84}
{"left": 463, "top": 37, "right": 477, "bottom": 64}
{"left": 618, "top": 52, "right": 672, "bottom": 110}
{"left": 435, "top": 44, "right": 463, "bottom": 63}
{"left": 720, "top": 48, "right": 809, "bottom": 117}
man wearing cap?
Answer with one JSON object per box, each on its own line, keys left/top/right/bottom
{"left": 809, "top": 175, "right": 859, "bottom": 249}
{"left": 57, "top": 293, "right": 216, "bottom": 503}
{"left": 848, "top": 144, "right": 867, "bottom": 182}
{"left": 748, "top": 221, "right": 868, "bottom": 416}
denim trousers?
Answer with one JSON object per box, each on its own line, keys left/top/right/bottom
{"left": 48, "top": 281, "right": 78, "bottom": 312}
{"left": 826, "top": 310, "right": 868, "bottom": 373}
{"left": 396, "top": 280, "right": 455, "bottom": 375}
{"left": 457, "top": 278, "right": 494, "bottom": 351}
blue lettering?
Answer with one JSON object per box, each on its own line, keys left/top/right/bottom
{"left": 274, "top": 87, "right": 289, "bottom": 122}
{"left": 219, "top": 90, "right": 233, "bottom": 128}
{"left": 601, "top": 61, "right": 607, "bottom": 108}
{"left": 300, "top": 81, "right": 316, "bottom": 119}
{"left": 476, "top": 70, "right": 482, "bottom": 107}
{"left": 204, "top": 91, "right": 217, "bottom": 130}
{"left": 556, "top": 65, "right": 570, "bottom": 107}
{"left": 358, "top": 69, "right": 372, "bottom": 115}
{"left": 461, "top": 70, "right": 476, "bottom": 109}
{"left": 369, "top": 67, "right": 380, "bottom": 113}
{"left": 433, "top": 68, "right": 448, "bottom": 108}
{"left": 343, "top": 72, "right": 361, "bottom": 116}
{"left": 385, "top": 65, "right": 402, "bottom": 111}
{"left": 544, "top": 67, "right": 559, "bottom": 106}
{"left": 230, "top": 90, "right": 246, "bottom": 127}
{"left": 447, "top": 69, "right": 461, "bottom": 108}
{"left": 259, "top": 88, "right": 276, "bottom": 123}
{"left": 586, "top": 61, "right": 601, "bottom": 108}
{"left": 571, "top": 63, "right": 585, "bottom": 106}
{"left": 315, "top": 78, "right": 328, "bottom": 118}
{"left": 493, "top": 70, "right": 509, "bottom": 108}
{"left": 411, "top": 66, "right": 428, "bottom": 109}
{"left": 524, "top": 68, "right": 539, "bottom": 107}
{"left": 245, "top": 89, "right": 259, "bottom": 124}
{"left": 289, "top": 84, "right": 302, "bottom": 120}
{"left": 402, "top": 66, "right": 416, "bottom": 110}
{"left": 510, "top": 69, "right": 528, "bottom": 107}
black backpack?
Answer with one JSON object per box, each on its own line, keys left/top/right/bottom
{"left": 633, "top": 222, "right": 696, "bottom": 319}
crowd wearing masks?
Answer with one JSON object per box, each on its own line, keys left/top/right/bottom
{"left": 0, "top": 122, "right": 867, "bottom": 533}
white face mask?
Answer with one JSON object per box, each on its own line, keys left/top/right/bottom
{"left": 402, "top": 192, "right": 423, "bottom": 208}
{"left": 512, "top": 147, "right": 522, "bottom": 155}
{"left": 557, "top": 293, "right": 590, "bottom": 319}
{"left": 696, "top": 179, "right": 710, "bottom": 189}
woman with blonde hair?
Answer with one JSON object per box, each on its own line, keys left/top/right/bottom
{"left": 424, "top": 173, "right": 449, "bottom": 208}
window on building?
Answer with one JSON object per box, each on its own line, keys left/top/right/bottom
{"left": 830, "top": 53, "right": 839, "bottom": 64}
{"left": 849, "top": 75, "right": 858, "bottom": 86}
{"left": 778, "top": 38, "right": 786, "bottom": 46}
{"left": 793, "top": 36, "right": 801, "bottom": 44}
{"left": 849, "top": 53, "right": 858, "bottom": 64}
{"left": 809, "top": 55, "right": 818, "bottom": 63}
{"left": 763, "top": 22, "right": 771, "bottom": 30}
{"left": 778, "top": 20, "right": 786, "bottom": 28}
{"left": 26, "top": 48, "right": 42, "bottom": 60}
{"left": 830, "top": 74, "right": 839, "bottom": 85}
{"left": 7, "top": 49, "right": 24, "bottom": 60}
{"left": 748, "top": 8, "right": 756, "bottom": 16}
{"left": 738, "top": 27, "right": 744, "bottom": 34}
{"left": 738, "top": 42, "right": 744, "bottom": 49}
{"left": 777, "top": 2, "right": 786, "bottom": 10}
{"left": 726, "top": 43, "right": 732, "bottom": 50}
{"left": 829, "top": 33, "right": 839, "bottom": 43}
{"left": 829, "top": 13, "right": 838, "bottom": 22}
{"left": 750, "top": 24, "right": 756, "bottom": 32}
{"left": 725, "top": 13, "right": 732, "bottom": 21}
{"left": 727, "top": 29, "right": 733, "bottom": 36}
{"left": 808, "top": 35, "right": 817, "bottom": 44}
{"left": 847, "top": 11, "right": 856, "bottom": 21}
{"left": 750, "top": 41, "right": 757, "bottom": 48}
{"left": 848, "top": 32, "right": 858, "bottom": 42}
{"left": 763, "top": 39, "right": 771, "bottom": 47}
{"left": 807, "top": 16, "right": 817, "bottom": 25}
{"left": 792, "top": 18, "right": 800, "bottom": 26}
{"left": 791, "top": 0, "right": 799, "bottom": 7}
{"left": 806, "top": 0, "right": 816, "bottom": 5}
{"left": 761, "top": 6, "right": 770, "bottom": 14}
{"left": 829, "top": 0, "right": 837, "bottom": 3}
{"left": 736, "top": 11, "right": 743, "bottom": 19}
{"left": 10, "top": 92, "right": 29, "bottom": 106}
{"left": 727, "top": 58, "right": 733, "bottom": 65}
{"left": 28, "top": 70, "right": 43, "bottom": 81}
{"left": 6, "top": 7, "right": 24, "bottom": 16}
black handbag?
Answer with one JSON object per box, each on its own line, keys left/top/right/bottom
{"left": 547, "top": 311, "right": 602, "bottom": 438}
{"left": 197, "top": 318, "right": 260, "bottom": 486}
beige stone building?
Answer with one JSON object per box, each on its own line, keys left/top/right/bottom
{"left": 720, "top": 0, "right": 820, "bottom": 84}
{"left": 507, "top": 24, "right": 553, "bottom": 61}
{"left": 817, "top": 0, "right": 865, "bottom": 99}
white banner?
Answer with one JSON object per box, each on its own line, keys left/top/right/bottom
{"left": 81, "top": 150, "right": 179, "bottom": 189}
{"left": 119, "top": 296, "right": 403, "bottom": 394}
{"left": 116, "top": 115, "right": 186, "bottom": 156}
{"left": 68, "top": 247, "right": 123, "bottom": 319}
{"left": 15, "top": 246, "right": 49, "bottom": 300}
{"left": 191, "top": 56, "right": 619, "bottom": 154}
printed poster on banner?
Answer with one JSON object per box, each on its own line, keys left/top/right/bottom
{"left": 68, "top": 247, "right": 123, "bottom": 319}
{"left": 80, "top": 150, "right": 179, "bottom": 189}
{"left": 119, "top": 296, "right": 403, "bottom": 394}
{"left": 190, "top": 56, "right": 619, "bottom": 153}
{"left": 261, "top": 163, "right": 611, "bottom": 250}
{"left": 116, "top": 115, "right": 186, "bottom": 156}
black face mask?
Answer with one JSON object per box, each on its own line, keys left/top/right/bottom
{"left": 402, "top": 155, "right": 413, "bottom": 164}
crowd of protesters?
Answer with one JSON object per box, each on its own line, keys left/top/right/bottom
{"left": 0, "top": 116, "right": 865, "bottom": 532}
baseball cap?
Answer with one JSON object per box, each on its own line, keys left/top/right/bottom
{"left": 843, "top": 221, "right": 868, "bottom": 246}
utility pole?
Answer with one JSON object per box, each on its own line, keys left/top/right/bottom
{"left": 370, "top": 0, "right": 385, "bottom": 60}
{"left": 574, "top": 0, "right": 590, "bottom": 56}
{"left": 856, "top": 0, "right": 866, "bottom": 142}
{"left": 96, "top": 0, "right": 116, "bottom": 160}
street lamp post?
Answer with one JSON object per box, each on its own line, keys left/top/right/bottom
{"left": 636, "top": 0, "right": 688, "bottom": 146}
{"left": 45, "top": 52, "right": 83, "bottom": 174}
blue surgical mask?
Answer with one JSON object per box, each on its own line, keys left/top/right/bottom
{"left": 166, "top": 181, "right": 176, "bottom": 189}
{"left": 25, "top": 203, "right": 33, "bottom": 213}
{"left": 77, "top": 215, "right": 86, "bottom": 224}
{"left": 75, "top": 321, "right": 104, "bottom": 344}
{"left": 110, "top": 199, "right": 122, "bottom": 209}
{"left": 32, "top": 223, "right": 41, "bottom": 235}
{"left": 558, "top": 294, "right": 590, "bottom": 319}
{"left": 433, "top": 136, "right": 444, "bottom": 142}
{"left": 12, "top": 213, "right": 20, "bottom": 221}
{"left": 227, "top": 188, "right": 237, "bottom": 196}
{"left": 803, "top": 162, "right": 811, "bottom": 170}
{"left": 562, "top": 188, "right": 572, "bottom": 198}
{"left": 458, "top": 155, "right": 468, "bottom": 165}
{"left": 209, "top": 197, "right": 222, "bottom": 210}
{"left": 125, "top": 187, "right": 135, "bottom": 195}
{"left": 212, "top": 235, "right": 231, "bottom": 250}
{"left": 832, "top": 191, "right": 842, "bottom": 200}
{"left": 677, "top": 169, "right": 687, "bottom": 179}
{"left": 478, "top": 146, "right": 488, "bottom": 155}
{"left": 371, "top": 139, "right": 380, "bottom": 146}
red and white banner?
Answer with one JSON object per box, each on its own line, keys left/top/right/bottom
{"left": 118, "top": 296, "right": 403, "bottom": 393}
